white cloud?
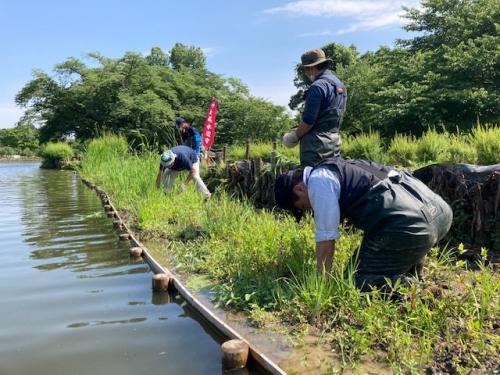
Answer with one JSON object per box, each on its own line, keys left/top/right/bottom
{"left": 0, "top": 103, "right": 23, "bottom": 129}
{"left": 201, "top": 47, "right": 217, "bottom": 58}
{"left": 265, "top": 0, "right": 420, "bottom": 35}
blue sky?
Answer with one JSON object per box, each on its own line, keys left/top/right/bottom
{"left": 0, "top": 0, "right": 419, "bottom": 128}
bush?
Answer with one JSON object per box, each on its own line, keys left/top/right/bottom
{"left": 40, "top": 142, "right": 73, "bottom": 168}
{"left": 0, "top": 146, "right": 16, "bottom": 156}
{"left": 416, "top": 128, "right": 450, "bottom": 163}
{"left": 471, "top": 124, "right": 500, "bottom": 165}
{"left": 387, "top": 134, "right": 418, "bottom": 167}
{"left": 342, "top": 132, "right": 385, "bottom": 162}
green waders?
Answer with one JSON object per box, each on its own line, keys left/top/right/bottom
{"left": 346, "top": 171, "right": 453, "bottom": 291}
{"left": 300, "top": 107, "right": 343, "bottom": 167}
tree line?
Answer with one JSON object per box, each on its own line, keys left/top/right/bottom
{"left": 12, "top": 0, "right": 499, "bottom": 151}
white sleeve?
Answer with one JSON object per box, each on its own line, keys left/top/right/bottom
{"left": 307, "top": 169, "right": 341, "bottom": 242}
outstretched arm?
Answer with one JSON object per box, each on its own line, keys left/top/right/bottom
{"left": 316, "top": 240, "right": 335, "bottom": 273}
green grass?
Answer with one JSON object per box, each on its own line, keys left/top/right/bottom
{"left": 472, "top": 124, "right": 500, "bottom": 165}
{"left": 40, "top": 141, "right": 73, "bottom": 168}
{"left": 80, "top": 135, "right": 499, "bottom": 374}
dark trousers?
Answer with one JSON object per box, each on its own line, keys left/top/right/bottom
{"left": 346, "top": 172, "right": 453, "bottom": 291}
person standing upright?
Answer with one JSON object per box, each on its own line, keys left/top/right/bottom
{"left": 176, "top": 117, "right": 203, "bottom": 160}
{"left": 282, "top": 48, "right": 347, "bottom": 166}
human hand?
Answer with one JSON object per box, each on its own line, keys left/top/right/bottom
{"left": 180, "top": 183, "right": 186, "bottom": 192}
{"left": 282, "top": 130, "right": 299, "bottom": 148}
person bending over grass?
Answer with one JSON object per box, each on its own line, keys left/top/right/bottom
{"left": 274, "top": 156, "right": 452, "bottom": 291}
{"left": 155, "top": 145, "right": 211, "bottom": 198}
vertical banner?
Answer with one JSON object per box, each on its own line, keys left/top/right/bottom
{"left": 201, "top": 98, "right": 219, "bottom": 150}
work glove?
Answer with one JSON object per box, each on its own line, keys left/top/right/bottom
{"left": 180, "top": 183, "right": 186, "bottom": 192}
{"left": 282, "top": 130, "right": 299, "bottom": 148}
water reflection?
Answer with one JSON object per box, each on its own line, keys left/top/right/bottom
{"left": 0, "top": 163, "right": 225, "bottom": 375}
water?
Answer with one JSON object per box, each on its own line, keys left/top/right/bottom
{"left": 0, "top": 162, "right": 224, "bottom": 375}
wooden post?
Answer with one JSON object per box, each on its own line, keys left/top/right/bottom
{"left": 245, "top": 140, "right": 250, "bottom": 159}
{"left": 271, "top": 138, "right": 277, "bottom": 168}
{"left": 106, "top": 211, "right": 115, "bottom": 218}
{"left": 119, "top": 233, "right": 130, "bottom": 241}
{"left": 129, "top": 247, "right": 143, "bottom": 257}
{"left": 221, "top": 339, "right": 249, "bottom": 371}
{"left": 103, "top": 204, "right": 112, "bottom": 211}
{"left": 112, "top": 220, "right": 123, "bottom": 230}
{"left": 152, "top": 273, "right": 172, "bottom": 292}
{"left": 222, "top": 144, "right": 227, "bottom": 163}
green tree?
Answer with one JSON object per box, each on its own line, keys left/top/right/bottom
{"left": 16, "top": 45, "right": 292, "bottom": 148}
{"left": 169, "top": 43, "right": 206, "bottom": 71}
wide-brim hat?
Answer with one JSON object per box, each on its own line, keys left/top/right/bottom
{"left": 274, "top": 171, "right": 304, "bottom": 222}
{"left": 301, "top": 48, "right": 332, "bottom": 67}
{"left": 160, "top": 150, "right": 176, "bottom": 168}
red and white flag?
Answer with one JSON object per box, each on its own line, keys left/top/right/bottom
{"left": 201, "top": 98, "right": 219, "bottom": 150}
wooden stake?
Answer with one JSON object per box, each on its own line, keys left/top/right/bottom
{"left": 221, "top": 339, "right": 249, "bottom": 371}
{"left": 152, "top": 273, "right": 172, "bottom": 292}
{"left": 271, "top": 138, "right": 277, "bottom": 167}
{"left": 245, "top": 140, "right": 250, "bottom": 159}
{"left": 119, "top": 233, "right": 130, "bottom": 241}
{"left": 222, "top": 144, "right": 227, "bottom": 163}
{"left": 112, "top": 220, "right": 123, "bottom": 229}
{"left": 129, "top": 247, "right": 143, "bottom": 257}
{"left": 107, "top": 211, "right": 115, "bottom": 218}
{"left": 103, "top": 204, "right": 112, "bottom": 211}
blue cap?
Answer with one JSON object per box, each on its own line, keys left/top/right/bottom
{"left": 175, "top": 117, "right": 186, "bottom": 127}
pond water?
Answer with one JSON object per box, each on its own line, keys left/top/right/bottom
{"left": 0, "top": 162, "right": 225, "bottom": 375}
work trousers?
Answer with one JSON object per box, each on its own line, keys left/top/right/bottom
{"left": 161, "top": 162, "right": 210, "bottom": 196}
{"left": 346, "top": 171, "right": 453, "bottom": 291}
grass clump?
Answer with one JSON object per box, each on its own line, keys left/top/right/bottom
{"left": 40, "top": 142, "right": 73, "bottom": 169}
{"left": 342, "top": 132, "right": 385, "bottom": 163}
{"left": 471, "top": 124, "right": 500, "bottom": 165}
{"left": 416, "top": 128, "right": 450, "bottom": 163}
{"left": 388, "top": 134, "right": 419, "bottom": 167}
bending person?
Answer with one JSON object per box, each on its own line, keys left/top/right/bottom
{"left": 274, "top": 157, "right": 452, "bottom": 291}
{"left": 155, "top": 145, "right": 211, "bottom": 198}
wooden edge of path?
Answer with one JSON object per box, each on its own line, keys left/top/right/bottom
{"left": 80, "top": 178, "right": 287, "bottom": 375}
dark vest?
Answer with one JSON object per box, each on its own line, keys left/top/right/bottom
{"left": 300, "top": 76, "right": 346, "bottom": 166}
{"left": 309, "top": 157, "right": 394, "bottom": 219}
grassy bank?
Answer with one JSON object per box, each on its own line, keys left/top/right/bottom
{"left": 81, "top": 135, "right": 499, "bottom": 374}
{"left": 228, "top": 125, "right": 500, "bottom": 167}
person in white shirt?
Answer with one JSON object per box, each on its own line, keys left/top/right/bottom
{"left": 274, "top": 157, "right": 452, "bottom": 291}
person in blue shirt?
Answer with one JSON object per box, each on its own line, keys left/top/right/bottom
{"left": 155, "top": 145, "right": 211, "bottom": 198}
{"left": 283, "top": 48, "right": 347, "bottom": 166}
{"left": 274, "top": 157, "right": 452, "bottom": 291}
{"left": 176, "top": 117, "right": 202, "bottom": 159}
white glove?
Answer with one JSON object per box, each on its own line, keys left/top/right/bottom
{"left": 180, "top": 183, "right": 186, "bottom": 192}
{"left": 282, "top": 130, "right": 299, "bottom": 148}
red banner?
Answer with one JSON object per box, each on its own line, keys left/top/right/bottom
{"left": 201, "top": 98, "right": 219, "bottom": 150}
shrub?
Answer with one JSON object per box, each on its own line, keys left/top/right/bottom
{"left": 471, "top": 124, "right": 500, "bottom": 165}
{"left": 416, "top": 128, "right": 450, "bottom": 163}
{"left": 40, "top": 142, "right": 73, "bottom": 168}
{"left": 0, "top": 146, "right": 16, "bottom": 156}
{"left": 342, "top": 132, "right": 385, "bottom": 162}
{"left": 387, "top": 134, "right": 418, "bottom": 167}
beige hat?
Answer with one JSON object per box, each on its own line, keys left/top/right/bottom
{"left": 301, "top": 48, "right": 332, "bottom": 67}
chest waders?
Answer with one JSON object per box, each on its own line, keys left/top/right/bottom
{"left": 300, "top": 77, "right": 345, "bottom": 167}
{"left": 316, "top": 160, "right": 453, "bottom": 291}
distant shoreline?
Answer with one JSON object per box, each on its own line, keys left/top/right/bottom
{"left": 0, "top": 156, "right": 41, "bottom": 162}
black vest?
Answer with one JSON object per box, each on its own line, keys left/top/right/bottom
{"left": 309, "top": 157, "right": 394, "bottom": 219}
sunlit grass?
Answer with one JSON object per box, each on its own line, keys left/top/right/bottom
{"left": 80, "top": 135, "right": 499, "bottom": 373}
